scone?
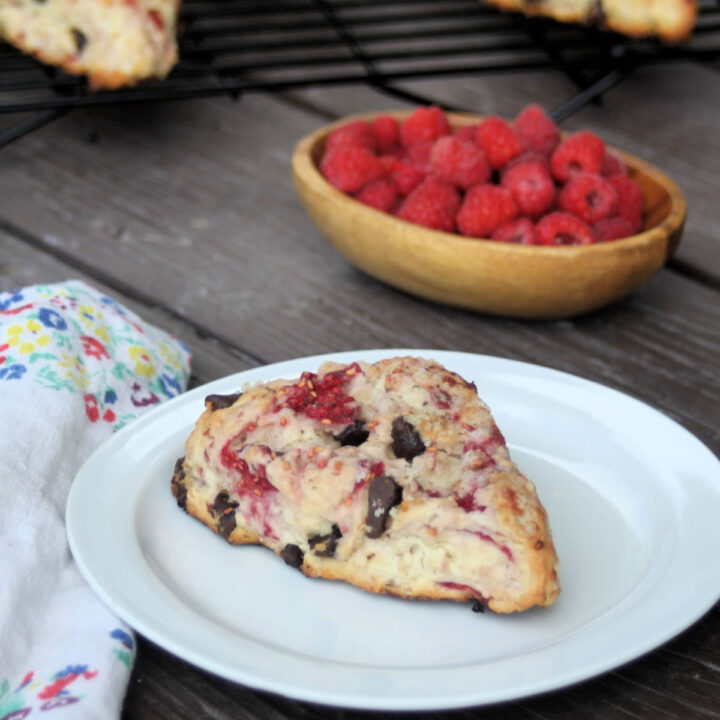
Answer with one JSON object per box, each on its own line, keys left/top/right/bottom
{"left": 482, "top": 0, "right": 698, "bottom": 42}
{"left": 0, "top": 0, "right": 180, "bottom": 89}
{"left": 172, "top": 357, "right": 560, "bottom": 614}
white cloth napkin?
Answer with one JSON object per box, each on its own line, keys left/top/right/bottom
{"left": 0, "top": 281, "right": 192, "bottom": 720}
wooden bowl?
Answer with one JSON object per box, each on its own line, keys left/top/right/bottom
{"left": 292, "top": 111, "right": 686, "bottom": 319}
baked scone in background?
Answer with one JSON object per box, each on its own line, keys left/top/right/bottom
{"left": 0, "top": 0, "right": 180, "bottom": 89}
{"left": 172, "top": 357, "right": 560, "bottom": 614}
{"left": 482, "top": 0, "right": 698, "bottom": 42}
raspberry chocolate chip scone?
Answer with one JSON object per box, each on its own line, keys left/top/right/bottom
{"left": 481, "top": 0, "right": 698, "bottom": 43}
{"left": 172, "top": 357, "right": 560, "bottom": 614}
{"left": 0, "top": 0, "right": 180, "bottom": 89}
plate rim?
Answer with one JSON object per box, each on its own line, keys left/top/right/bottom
{"left": 66, "top": 349, "right": 720, "bottom": 710}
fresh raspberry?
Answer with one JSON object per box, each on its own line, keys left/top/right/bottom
{"left": 501, "top": 161, "right": 555, "bottom": 218}
{"left": 456, "top": 184, "right": 518, "bottom": 238}
{"left": 378, "top": 154, "right": 398, "bottom": 176}
{"left": 320, "top": 145, "right": 384, "bottom": 194}
{"left": 550, "top": 131, "right": 605, "bottom": 182}
{"left": 325, "top": 120, "right": 375, "bottom": 153}
{"left": 491, "top": 217, "right": 537, "bottom": 244}
{"left": 404, "top": 139, "right": 435, "bottom": 174}
{"left": 430, "top": 136, "right": 490, "bottom": 189}
{"left": 514, "top": 104, "right": 560, "bottom": 157}
{"left": 607, "top": 175, "right": 644, "bottom": 225}
{"left": 593, "top": 216, "right": 640, "bottom": 242}
{"left": 356, "top": 179, "right": 399, "bottom": 213}
{"left": 453, "top": 125, "right": 479, "bottom": 143}
{"left": 476, "top": 116, "right": 523, "bottom": 170}
{"left": 390, "top": 160, "right": 424, "bottom": 195}
{"left": 501, "top": 150, "right": 550, "bottom": 178}
{"left": 400, "top": 106, "right": 451, "bottom": 147}
{"left": 372, "top": 115, "right": 400, "bottom": 153}
{"left": 558, "top": 171, "right": 618, "bottom": 224}
{"left": 396, "top": 175, "right": 461, "bottom": 233}
{"left": 536, "top": 212, "right": 595, "bottom": 246}
{"left": 602, "top": 152, "right": 627, "bottom": 178}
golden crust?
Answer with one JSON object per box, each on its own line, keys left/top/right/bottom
{"left": 0, "top": 0, "right": 180, "bottom": 89}
{"left": 482, "top": 0, "right": 698, "bottom": 43}
{"left": 173, "top": 357, "right": 561, "bottom": 614}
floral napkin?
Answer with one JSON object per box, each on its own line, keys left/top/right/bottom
{"left": 0, "top": 281, "right": 192, "bottom": 720}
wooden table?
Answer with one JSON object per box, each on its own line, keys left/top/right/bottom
{"left": 1, "top": 55, "right": 719, "bottom": 720}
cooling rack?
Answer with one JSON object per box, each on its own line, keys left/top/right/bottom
{"left": 1, "top": 0, "right": 719, "bottom": 146}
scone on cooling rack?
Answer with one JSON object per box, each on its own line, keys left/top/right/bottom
{"left": 0, "top": 0, "right": 180, "bottom": 89}
{"left": 172, "top": 356, "right": 560, "bottom": 614}
{"left": 482, "top": 0, "right": 698, "bottom": 42}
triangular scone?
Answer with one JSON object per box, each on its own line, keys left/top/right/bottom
{"left": 172, "top": 357, "right": 560, "bottom": 613}
{"left": 482, "top": 0, "right": 697, "bottom": 43}
{"left": 0, "top": 0, "right": 180, "bottom": 89}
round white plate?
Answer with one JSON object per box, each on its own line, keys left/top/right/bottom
{"left": 66, "top": 350, "right": 720, "bottom": 711}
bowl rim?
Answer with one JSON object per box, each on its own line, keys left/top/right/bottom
{"left": 292, "top": 109, "right": 687, "bottom": 258}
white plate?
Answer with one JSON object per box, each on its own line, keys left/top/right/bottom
{"left": 66, "top": 350, "right": 720, "bottom": 711}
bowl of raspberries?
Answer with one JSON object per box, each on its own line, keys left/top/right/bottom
{"left": 292, "top": 105, "right": 686, "bottom": 318}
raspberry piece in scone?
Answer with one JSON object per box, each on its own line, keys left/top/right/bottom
{"left": 173, "top": 357, "right": 560, "bottom": 613}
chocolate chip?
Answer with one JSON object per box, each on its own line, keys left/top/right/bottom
{"left": 391, "top": 416, "right": 425, "bottom": 462}
{"left": 205, "top": 392, "right": 242, "bottom": 411}
{"left": 309, "top": 524, "right": 342, "bottom": 557}
{"left": 535, "top": 540, "right": 545, "bottom": 550}
{"left": 471, "top": 601, "right": 486, "bottom": 613}
{"left": 71, "top": 27, "right": 88, "bottom": 52}
{"left": 335, "top": 420, "right": 369, "bottom": 446}
{"left": 211, "top": 491, "right": 239, "bottom": 540}
{"left": 170, "top": 457, "right": 188, "bottom": 512}
{"left": 281, "top": 544, "right": 304, "bottom": 568}
{"left": 366, "top": 474, "right": 402, "bottom": 538}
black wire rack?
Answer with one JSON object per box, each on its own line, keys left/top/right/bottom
{"left": 1, "top": 0, "right": 719, "bottom": 146}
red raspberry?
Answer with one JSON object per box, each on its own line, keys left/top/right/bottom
{"left": 476, "top": 116, "right": 523, "bottom": 170}
{"left": 501, "top": 151, "right": 550, "bottom": 178}
{"left": 404, "top": 139, "right": 435, "bottom": 174}
{"left": 593, "top": 216, "right": 640, "bottom": 242}
{"left": 558, "top": 171, "right": 618, "bottom": 224}
{"left": 396, "top": 175, "right": 461, "bottom": 233}
{"left": 536, "top": 212, "right": 595, "bottom": 246}
{"left": 400, "top": 106, "right": 451, "bottom": 147}
{"left": 378, "top": 154, "right": 398, "bottom": 176}
{"left": 501, "top": 161, "right": 555, "bottom": 219}
{"left": 491, "top": 217, "right": 537, "bottom": 244}
{"left": 514, "top": 104, "right": 560, "bottom": 157}
{"left": 372, "top": 115, "right": 400, "bottom": 153}
{"left": 602, "top": 152, "right": 627, "bottom": 178}
{"left": 356, "top": 179, "right": 399, "bottom": 213}
{"left": 320, "top": 145, "right": 384, "bottom": 193}
{"left": 325, "top": 120, "right": 375, "bottom": 153}
{"left": 607, "top": 175, "right": 644, "bottom": 225}
{"left": 550, "top": 131, "right": 605, "bottom": 182}
{"left": 456, "top": 184, "right": 518, "bottom": 238}
{"left": 453, "top": 125, "right": 479, "bottom": 143}
{"left": 390, "top": 160, "right": 424, "bottom": 195}
{"left": 430, "top": 136, "right": 490, "bottom": 189}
